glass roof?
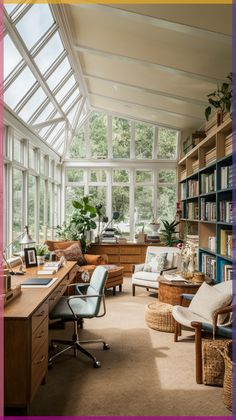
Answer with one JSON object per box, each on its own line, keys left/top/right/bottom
{"left": 4, "top": 3, "right": 90, "bottom": 156}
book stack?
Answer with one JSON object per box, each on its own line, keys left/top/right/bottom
{"left": 201, "top": 254, "right": 216, "bottom": 280}
{"left": 192, "top": 160, "right": 199, "bottom": 173}
{"left": 220, "top": 229, "right": 232, "bottom": 257}
{"left": 201, "top": 171, "right": 216, "bottom": 194}
{"left": 205, "top": 147, "right": 216, "bottom": 166}
{"left": 200, "top": 199, "right": 216, "bottom": 221}
{"left": 181, "top": 183, "right": 187, "bottom": 200}
{"left": 225, "top": 133, "right": 232, "bottom": 156}
{"left": 187, "top": 202, "right": 199, "bottom": 220}
{"left": 38, "top": 260, "right": 63, "bottom": 275}
{"left": 219, "top": 200, "right": 232, "bottom": 223}
{"left": 221, "top": 165, "right": 232, "bottom": 189}
{"left": 208, "top": 236, "right": 216, "bottom": 252}
{"left": 187, "top": 179, "right": 198, "bottom": 198}
{"left": 101, "top": 228, "right": 117, "bottom": 243}
{"left": 180, "top": 168, "right": 187, "bottom": 181}
{"left": 223, "top": 264, "right": 232, "bottom": 281}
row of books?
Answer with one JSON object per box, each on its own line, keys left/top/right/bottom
{"left": 208, "top": 236, "right": 216, "bottom": 252}
{"left": 180, "top": 168, "right": 187, "bottom": 181}
{"left": 187, "top": 202, "right": 199, "bottom": 220}
{"left": 225, "top": 133, "right": 232, "bottom": 156}
{"left": 187, "top": 179, "right": 198, "bottom": 198}
{"left": 200, "top": 199, "right": 216, "bottom": 221}
{"left": 222, "top": 264, "right": 232, "bottom": 281}
{"left": 219, "top": 200, "right": 232, "bottom": 223}
{"left": 192, "top": 159, "right": 199, "bottom": 173}
{"left": 201, "top": 254, "right": 216, "bottom": 280}
{"left": 205, "top": 147, "right": 216, "bottom": 166}
{"left": 201, "top": 171, "right": 216, "bottom": 194}
{"left": 220, "top": 229, "right": 232, "bottom": 257}
{"left": 180, "top": 183, "right": 187, "bottom": 200}
{"left": 221, "top": 165, "right": 232, "bottom": 189}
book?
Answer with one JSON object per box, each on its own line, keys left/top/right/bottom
{"left": 21, "top": 277, "right": 58, "bottom": 288}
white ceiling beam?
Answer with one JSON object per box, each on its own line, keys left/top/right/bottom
{"left": 74, "top": 44, "right": 222, "bottom": 85}
{"left": 88, "top": 92, "right": 204, "bottom": 120}
{"left": 83, "top": 73, "right": 207, "bottom": 106}
{"left": 77, "top": 4, "right": 231, "bottom": 44}
{"left": 32, "top": 117, "right": 65, "bottom": 129}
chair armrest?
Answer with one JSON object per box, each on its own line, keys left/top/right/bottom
{"left": 132, "top": 263, "right": 145, "bottom": 273}
{"left": 161, "top": 267, "right": 177, "bottom": 274}
{"left": 179, "top": 293, "right": 194, "bottom": 306}
{"left": 84, "top": 254, "right": 108, "bottom": 265}
{"left": 213, "top": 305, "right": 232, "bottom": 329}
{"left": 66, "top": 293, "right": 106, "bottom": 318}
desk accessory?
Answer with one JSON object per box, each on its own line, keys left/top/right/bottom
{"left": 21, "top": 277, "right": 58, "bottom": 288}
{"left": 3, "top": 225, "right": 35, "bottom": 274}
{"left": 24, "top": 247, "right": 38, "bottom": 268}
{"left": 2, "top": 284, "right": 22, "bottom": 306}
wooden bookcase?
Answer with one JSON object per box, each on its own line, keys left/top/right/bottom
{"left": 178, "top": 118, "right": 232, "bottom": 283}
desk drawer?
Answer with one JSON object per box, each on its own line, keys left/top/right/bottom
{"left": 32, "top": 304, "right": 48, "bottom": 333}
{"left": 32, "top": 316, "right": 48, "bottom": 358}
{"left": 31, "top": 339, "right": 48, "bottom": 400}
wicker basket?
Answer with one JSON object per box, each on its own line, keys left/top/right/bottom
{"left": 218, "top": 341, "right": 233, "bottom": 411}
{"left": 145, "top": 302, "right": 175, "bottom": 332}
{"left": 202, "top": 338, "right": 231, "bottom": 386}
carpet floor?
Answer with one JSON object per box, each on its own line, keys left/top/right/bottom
{"left": 30, "top": 278, "right": 230, "bottom": 416}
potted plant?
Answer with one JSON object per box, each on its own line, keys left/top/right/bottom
{"left": 160, "top": 220, "right": 181, "bottom": 246}
{"left": 35, "top": 244, "right": 49, "bottom": 265}
{"left": 57, "top": 196, "right": 99, "bottom": 253}
{"left": 205, "top": 72, "right": 232, "bottom": 126}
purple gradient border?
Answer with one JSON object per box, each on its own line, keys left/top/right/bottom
{"left": 233, "top": 0, "right": 236, "bottom": 418}
{"left": 0, "top": 0, "right": 3, "bottom": 417}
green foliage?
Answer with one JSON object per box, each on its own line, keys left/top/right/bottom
{"left": 160, "top": 220, "right": 180, "bottom": 246}
{"left": 69, "top": 130, "right": 86, "bottom": 158}
{"left": 135, "top": 122, "right": 153, "bottom": 159}
{"left": 35, "top": 244, "right": 49, "bottom": 256}
{"left": 112, "top": 117, "right": 131, "bottom": 158}
{"left": 90, "top": 112, "right": 108, "bottom": 158}
{"left": 157, "top": 128, "right": 177, "bottom": 159}
{"left": 205, "top": 72, "right": 232, "bottom": 121}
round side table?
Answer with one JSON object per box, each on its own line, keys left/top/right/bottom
{"left": 158, "top": 277, "right": 200, "bottom": 306}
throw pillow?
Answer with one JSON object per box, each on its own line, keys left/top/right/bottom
{"left": 144, "top": 253, "right": 167, "bottom": 273}
{"left": 54, "top": 243, "right": 87, "bottom": 266}
{"left": 189, "top": 282, "right": 232, "bottom": 324}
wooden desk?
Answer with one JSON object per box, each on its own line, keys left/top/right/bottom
{"left": 4, "top": 261, "right": 78, "bottom": 414}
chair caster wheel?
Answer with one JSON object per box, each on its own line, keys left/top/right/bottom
{"left": 103, "top": 343, "right": 110, "bottom": 350}
{"left": 93, "top": 361, "right": 101, "bottom": 368}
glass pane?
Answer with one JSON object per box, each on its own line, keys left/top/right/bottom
{"left": 13, "top": 139, "right": 23, "bottom": 163}
{"left": 38, "top": 124, "right": 54, "bottom": 139}
{"left": 46, "top": 122, "right": 64, "bottom": 144}
{"left": 54, "top": 185, "right": 60, "bottom": 228}
{"left": 67, "top": 102, "right": 78, "bottom": 126}
{"left": 4, "top": 4, "right": 18, "bottom": 14}
{"left": 157, "top": 128, "right": 178, "bottom": 159}
{"left": 13, "top": 169, "right": 23, "bottom": 250}
{"left": 46, "top": 57, "right": 71, "bottom": 91}
{"left": 4, "top": 34, "right": 23, "bottom": 79}
{"left": 89, "top": 186, "right": 107, "bottom": 236}
{"left": 39, "top": 179, "right": 46, "bottom": 242}
{"left": 158, "top": 169, "right": 176, "bottom": 183}
{"left": 40, "top": 154, "right": 45, "bottom": 174}
{"left": 16, "top": 4, "right": 54, "bottom": 50}
{"left": 29, "top": 147, "right": 36, "bottom": 169}
{"left": 157, "top": 185, "right": 176, "bottom": 223}
{"left": 4, "top": 66, "right": 36, "bottom": 109}
{"left": 135, "top": 122, "right": 153, "bottom": 159}
{"left": 136, "top": 170, "right": 152, "bottom": 183}
{"left": 112, "top": 186, "right": 130, "bottom": 238}
{"left": 34, "top": 32, "right": 64, "bottom": 75}
{"left": 48, "top": 183, "right": 53, "bottom": 236}
{"left": 55, "top": 75, "right": 76, "bottom": 103}
{"left": 112, "top": 117, "right": 131, "bottom": 159}
{"left": 89, "top": 112, "right": 108, "bottom": 158}
{"left": 66, "top": 169, "right": 84, "bottom": 183}
{"left": 28, "top": 175, "right": 36, "bottom": 239}
{"left": 68, "top": 129, "right": 86, "bottom": 158}
{"left": 18, "top": 87, "right": 47, "bottom": 122}
{"left": 135, "top": 186, "right": 153, "bottom": 233}
{"left": 32, "top": 102, "right": 55, "bottom": 125}
{"left": 52, "top": 132, "right": 65, "bottom": 151}
{"left": 113, "top": 169, "right": 129, "bottom": 183}
{"left": 61, "top": 88, "right": 80, "bottom": 112}
{"left": 65, "top": 186, "right": 84, "bottom": 217}
{"left": 90, "top": 169, "right": 107, "bottom": 183}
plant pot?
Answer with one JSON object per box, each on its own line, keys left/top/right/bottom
{"left": 217, "top": 110, "right": 223, "bottom": 127}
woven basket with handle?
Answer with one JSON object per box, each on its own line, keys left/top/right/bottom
{"left": 217, "top": 341, "right": 233, "bottom": 411}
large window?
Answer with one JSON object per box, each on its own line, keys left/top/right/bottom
{"left": 13, "top": 168, "right": 24, "bottom": 248}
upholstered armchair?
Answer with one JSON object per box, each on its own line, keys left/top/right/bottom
{"left": 132, "top": 246, "right": 179, "bottom": 296}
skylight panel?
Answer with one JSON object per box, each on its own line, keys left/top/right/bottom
{"left": 52, "top": 131, "right": 65, "bottom": 149}
{"left": 61, "top": 88, "right": 80, "bottom": 112}
{"left": 55, "top": 75, "right": 77, "bottom": 103}
{"left": 38, "top": 125, "right": 55, "bottom": 138}
{"left": 34, "top": 32, "right": 64, "bottom": 75}
{"left": 4, "top": 4, "right": 18, "bottom": 15}
{"left": 46, "top": 122, "right": 65, "bottom": 144}
{"left": 4, "top": 34, "right": 23, "bottom": 79}
{"left": 46, "top": 57, "right": 71, "bottom": 91}
{"left": 18, "top": 87, "right": 47, "bottom": 122}
{"left": 16, "top": 4, "right": 54, "bottom": 50}
{"left": 67, "top": 102, "right": 79, "bottom": 126}
{"left": 32, "top": 102, "right": 55, "bottom": 125}
{"left": 4, "top": 67, "right": 36, "bottom": 109}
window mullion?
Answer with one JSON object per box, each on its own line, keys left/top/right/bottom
{"left": 153, "top": 168, "right": 158, "bottom": 222}
{"left": 107, "top": 169, "right": 112, "bottom": 220}
{"left": 107, "top": 115, "right": 112, "bottom": 159}
{"left": 153, "top": 126, "right": 158, "bottom": 159}
{"left": 129, "top": 168, "right": 135, "bottom": 240}
{"left": 130, "top": 121, "right": 135, "bottom": 160}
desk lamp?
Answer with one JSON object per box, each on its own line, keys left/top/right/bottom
{"left": 3, "top": 225, "right": 35, "bottom": 275}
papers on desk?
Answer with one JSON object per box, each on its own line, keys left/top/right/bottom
{"left": 21, "top": 277, "right": 58, "bottom": 288}
{"left": 163, "top": 273, "right": 185, "bottom": 282}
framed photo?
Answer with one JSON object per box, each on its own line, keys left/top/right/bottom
{"left": 24, "top": 247, "right": 38, "bottom": 268}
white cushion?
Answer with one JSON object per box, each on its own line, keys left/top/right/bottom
{"left": 144, "top": 253, "right": 167, "bottom": 273}
{"left": 214, "top": 280, "right": 232, "bottom": 294}
{"left": 172, "top": 306, "right": 208, "bottom": 328}
{"left": 132, "top": 271, "right": 160, "bottom": 282}
{"left": 189, "top": 282, "right": 232, "bottom": 323}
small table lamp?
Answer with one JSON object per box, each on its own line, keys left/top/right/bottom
{"left": 3, "top": 225, "right": 35, "bottom": 275}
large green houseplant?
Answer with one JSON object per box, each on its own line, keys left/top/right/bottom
{"left": 57, "top": 196, "right": 99, "bottom": 253}
{"left": 160, "top": 220, "right": 180, "bottom": 246}
{"left": 205, "top": 72, "right": 232, "bottom": 123}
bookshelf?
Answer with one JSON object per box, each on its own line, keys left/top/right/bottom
{"left": 178, "top": 117, "right": 232, "bottom": 283}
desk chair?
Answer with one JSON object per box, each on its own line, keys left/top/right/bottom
{"left": 49, "top": 266, "right": 109, "bottom": 368}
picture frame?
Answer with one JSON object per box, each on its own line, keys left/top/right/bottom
{"left": 24, "top": 247, "right": 38, "bottom": 268}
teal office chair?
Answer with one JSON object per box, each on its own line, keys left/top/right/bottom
{"left": 49, "top": 266, "right": 109, "bottom": 368}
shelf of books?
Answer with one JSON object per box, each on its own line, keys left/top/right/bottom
{"left": 178, "top": 117, "right": 232, "bottom": 283}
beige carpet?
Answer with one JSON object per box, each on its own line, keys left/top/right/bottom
{"left": 30, "top": 278, "right": 230, "bottom": 416}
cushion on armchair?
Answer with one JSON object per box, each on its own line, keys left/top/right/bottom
{"left": 84, "top": 254, "right": 107, "bottom": 265}
{"left": 54, "top": 242, "right": 87, "bottom": 265}
{"left": 143, "top": 252, "right": 167, "bottom": 273}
